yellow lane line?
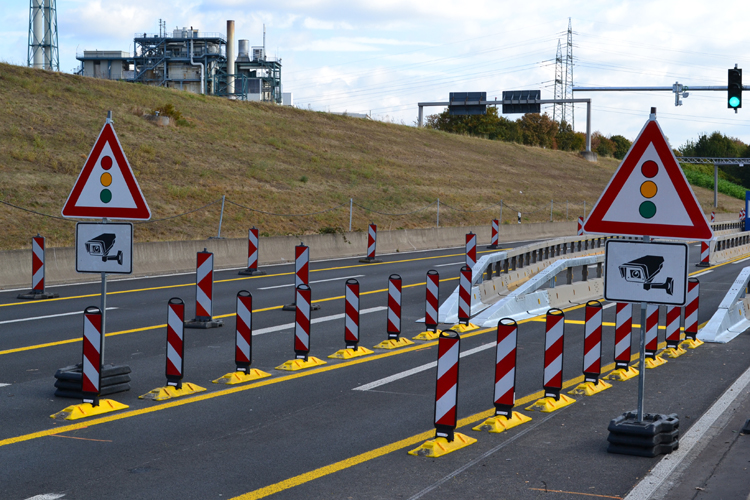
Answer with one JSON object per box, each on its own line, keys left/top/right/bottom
{"left": 0, "top": 302, "right": 582, "bottom": 448}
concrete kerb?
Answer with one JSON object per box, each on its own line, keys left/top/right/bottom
{"left": 0, "top": 221, "right": 577, "bottom": 290}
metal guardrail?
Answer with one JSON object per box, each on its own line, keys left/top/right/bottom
{"left": 699, "top": 267, "right": 750, "bottom": 343}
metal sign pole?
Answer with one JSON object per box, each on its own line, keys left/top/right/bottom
{"left": 636, "top": 234, "right": 650, "bottom": 422}
{"left": 100, "top": 217, "right": 108, "bottom": 365}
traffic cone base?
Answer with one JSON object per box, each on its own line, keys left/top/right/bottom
{"left": 358, "top": 257, "right": 382, "bottom": 263}
{"left": 408, "top": 433, "right": 477, "bottom": 457}
{"left": 472, "top": 412, "right": 532, "bottom": 433}
{"left": 525, "top": 394, "right": 576, "bottom": 413}
{"left": 213, "top": 369, "right": 272, "bottom": 385}
{"left": 451, "top": 323, "right": 479, "bottom": 333}
{"left": 681, "top": 338, "right": 703, "bottom": 349}
{"left": 603, "top": 366, "right": 639, "bottom": 382}
{"left": 50, "top": 399, "right": 128, "bottom": 421}
{"left": 374, "top": 338, "right": 415, "bottom": 350}
{"left": 328, "top": 346, "right": 373, "bottom": 360}
{"left": 568, "top": 379, "right": 612, "bottom": 397}
{"left": 139, "top": 382, "right": 206, "bottom": 401}
{"left": 412, "top": 330, "right": 441, "bottom": 341}
{"left": 275, "top": 357, "right": 326, "bottom": 371}
{"left": 663, "top": 346, "right": 687, "bottom": 359}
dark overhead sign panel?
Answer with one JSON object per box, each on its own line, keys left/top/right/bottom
{"left": 502, "top": 90, "right": 541, "bottom": 114}
{"left": 449, "top": 92, "right": 487, "bottom": 116}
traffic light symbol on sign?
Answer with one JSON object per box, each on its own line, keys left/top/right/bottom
{"left": 100, "top": 155, "right": 113, "bottom": 204}
{"left": 639, "top": 160, "right": 658, "bottom": 219}
{"left": 728, "top": 67, "right": 742, "bottom": 110}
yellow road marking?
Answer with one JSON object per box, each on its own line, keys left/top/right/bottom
{"left": 528, "top": 488, "right": 622, "bottom": 499}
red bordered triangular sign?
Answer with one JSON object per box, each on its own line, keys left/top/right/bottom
{"left": 62, "top": 121, "right": 151, "bottom": 220}
{"left": 583, "top": 116, "right": 713, "bottom": 241}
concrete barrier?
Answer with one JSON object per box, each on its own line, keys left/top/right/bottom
{"left": 0, "top": 221, "right": 576, "bottom": 290}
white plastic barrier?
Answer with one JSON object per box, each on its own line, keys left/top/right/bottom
{"left": 699, "top": 267, "right": 750, "bottom": 343}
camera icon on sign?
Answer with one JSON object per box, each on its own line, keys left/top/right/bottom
{"left": 85, "top": 233, "right": 123, "bottom": 265}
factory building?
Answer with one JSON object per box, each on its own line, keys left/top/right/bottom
{"left": 75, "top": 20, "right": 289, "bottom": 104}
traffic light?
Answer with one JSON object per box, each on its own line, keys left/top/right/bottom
{"left": 99, "top": 155, "right": 113, "bottom": 203}
{"left": 728, "top": 66, "right": 742, "bottom": 110}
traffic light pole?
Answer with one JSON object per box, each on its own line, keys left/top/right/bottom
{"left": 575, "top": 84, "right": 750, "bottom": 107}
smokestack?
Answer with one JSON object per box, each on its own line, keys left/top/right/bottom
{"left": 226, "top": 20, "right": 235, "bottom": 98}
{"left": 44, "top": 0, "right": 52, "bottom": 69}
{"left": 32, "top": 0, "right": 44, "bottom": 69}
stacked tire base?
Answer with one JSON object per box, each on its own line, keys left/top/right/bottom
{"left": 607, "top": 412, "right": 680, "bottom": 457}
{"left": 53, "top": 363, "right": 132, "bottom": 399}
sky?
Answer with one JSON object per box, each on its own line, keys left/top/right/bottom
{"left": 2, "top": 0, "right": 750, "bottom": 148}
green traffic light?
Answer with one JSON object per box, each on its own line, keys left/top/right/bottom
{"left": 730, "top": 96, "right": 741, "bottom": 108}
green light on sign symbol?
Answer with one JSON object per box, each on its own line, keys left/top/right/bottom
{"left": 730, "top": 96, "right": 741, "bottom": 108}
{"left": 100, "top": 189, "right": 112, "bottom": 203}
{"left": 639, "top": 201, "right": 656, "bottom": 219}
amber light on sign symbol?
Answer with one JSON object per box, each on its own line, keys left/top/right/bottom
{"left": 100, "top": 155, "right": 113, "bottom": 204}
{"left": 639, "top": 160, "right": 658, "bottom": 219}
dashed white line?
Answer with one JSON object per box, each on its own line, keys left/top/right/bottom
{"left": 692, "top": 270, "right": 714, "bottom": 277}
{"left": 0, "top": 383, "right": 10, "bottom": 388}
{"left": 258, "top": 275, "right": 365, "bottom": 290}
{"left": 353, "top": 342, "right": 495, "bottom": 391}
{"left": 733, "top": 256, "right": 750, "bottom": 264}
{"left": 253, "top": 306, "right": 386, "bottom": 336}
{"left": 24, "top": 494, "right": 65, "bottom": 500}
{"left": 434, "top": 262, "right": 465, "bottom": 268}
{"left": 0, "top": 307, "right": 119, "bottom": 325}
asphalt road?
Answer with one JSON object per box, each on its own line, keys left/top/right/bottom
{"left": 0, "top": 239, "right": 748, "bottom": 500}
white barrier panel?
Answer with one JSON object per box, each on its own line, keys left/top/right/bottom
{"left": 699, "top": 267, "right": 750, "bottom": 343}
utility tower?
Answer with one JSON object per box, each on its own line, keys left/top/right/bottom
{"left": 28, "top": 0, "right": 59, "bottom": 71}
{"left": 553, "top": 40, "right": 564, "bottom": 123}
{"left": 563, "top": 18, "right": 574, "bottom": 129}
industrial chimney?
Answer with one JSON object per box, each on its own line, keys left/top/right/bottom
{"left": 226, "top": 20, "right": 235, "bottom": 98}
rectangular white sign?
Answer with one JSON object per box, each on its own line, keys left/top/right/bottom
{"left": 604, "top": 240, "right": 688, "bottom": 306}
{"left": 75, "top": 222, "right": 133, "bottom": 274}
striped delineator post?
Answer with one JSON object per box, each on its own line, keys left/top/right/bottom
{"left": 387, "top": 274, "right": 402, "bottom": 340}
{"left": 358, "top": 223, "right": 382, "bottom": 263}
{"left": 603, "top": 302, "right": 639, "bottom": 382}
{"left": 473, "top": 318, "right": 532, "bottom": 433}
{"left": 81, "top": 306, "right": 103, "bottom": 406}
{"left": 525, "top": 309, "right": 575, "bottom": 412}
{"left": 682, "top": 278, "right": 703, "bottom": 348}
{"left": 465, "top": 232, "right": 477, "bottom": 270}
{"left": 186, "top": 249, "right": 222, "bottom": 328}
{"left": 711, "top": 212, "right": 715, "bottom": 223}
{"left": 577, "top": 217, "right": 584, "bottom": 236}
{"left": 344, "top": 279, "right": 360, "bottom": 349}
{"left": 166, "top": 298, "right": 185, "bottom": 388}
{"left": 294, "top": 284, "right": 312, "bottom": 360}
{"left": 235, "top": 291, "right": 253, "bottom": 371}
{"left": 17, "top": 235, "right": 58, "bottom": 300}
{"left": 458, "top": 265, "right": 472, "bottom": 326}
{"left": 238, "top": 227, "right": 265, "bottom": 276}
{"left": 570, "top": 301, "right": 612, "bottom": 395}
{"left": 409, "top": 331, "right": 477, "bottom": 457}
{"left": 488, "top": 219, "right": 500, "bottom": 249}
{"left": 414, "top": 270, "right": 441, "bottom": 341}
{"left": 663, "top": 305, "right": 687, "bottom": 358}
{"left": 697, "top": 241, "right": 710, "bottom": 267}
{"left": 284, "top": 243, "right": 320, "bottom": 311}
{"left": 642, "top": 304, "right": 667, "bottom": 368}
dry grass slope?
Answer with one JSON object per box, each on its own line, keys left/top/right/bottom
{"left": 0, "top": 62, "right": 742, "bottom": 251}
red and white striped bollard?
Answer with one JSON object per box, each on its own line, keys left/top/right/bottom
{"left": 570, "top": 301, "right": 611, "bottom": 395}
{"left": 643, "top": 304, "right": 666, "bottom": 368}
{"left": 577, "top": 216, "right": 584, "bottom": 236}
{"left": 682, "top": 278, "right": 703, "bottom": 348}
{"left": 458, "top": 265, "right": 471, "bottom": 326}
{"left": 663, "top": 305, "right": 686, "bottom": 357}
{"left": 166, "top": 298, "right": 185, "bottom": 388}
{"left": 186, "top": 249, "right": 222, "bottom": 328}
{"left": 17, "top": 235, "right": 58, "bottom": 300}
{"left": 239, "top": 227, "right": 265, "bottom": 276}
{"left": 465, "top": 232, "right": 476, "bottom": 270}
{"left": 344, "top": 279, "right": 360, "bottom": 349}
{"left": 387, "top": 274, "right": 402, "bottom": 340}
{"left": 294, "top": 284, "right": 312, "bottom": 360}
{"left": 285, "top": 243, "right": 320, "bottom": 310}
{"left": 526, "top": 308, "right": 575, "bottom": 411}
{"left": 711, "top": 212, "right": 715, "bottom": 223}
{"left": 697, "top": 240, "right": 710, "bottom": 267}
{"left": 82, "top": 306, "right": 103, "bottom": 406}
{"left": 488, "top": 219, "right": 500, "bottom": 249}
{"left": 359, "top": 224, "right": 381, "bottom": 263}
{"left": 604, "top": 302, "right": 639, "bottom": 381}
{"left": 235, "top": 291, "right": 253, "bottom": 371}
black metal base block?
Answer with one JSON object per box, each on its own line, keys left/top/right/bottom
{"left": 695, "top": 262, "right": 710, "bottom": 268}
{"left": 238, "top": 269, "right": 266, "bottom": 276}
{"left": 282, "top": 303, "right": 321, "bottom": 311}
{"left": 606, "top": 411, "right": 679, "bottom": 457}
{"left": 607, "top": 441, "right": 679, "bottom": 457}
{"left": 54, "top": 364, "right": 131, "bottom": 399}
{"left": 358, "top": 258, "right": 382, "bottom": 263}
{"left": 486, "top": 245, "right": 501, "bottom": 250}
{"left": 185, "top": 319, "right": 224, "bottom": 329}
{"left": 17, "top": 291, "right": 59, "bottom": 300}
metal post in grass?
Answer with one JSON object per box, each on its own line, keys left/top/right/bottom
{"left": 499, "top": 200, "right": 503, "bottom": 223}
{"left": 349, "top": 198, "right": 353, "bottom": 232}
{"left": 213, "top": 195, "right": 226, "bottom": 239}
{"left": 550, "top": 200, "right": 553, "bottom": 222}
{"left": 437, "top": 198, "right": 440, "bottom": 228}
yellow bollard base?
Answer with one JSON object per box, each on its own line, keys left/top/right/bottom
{"left": 50, "top": 399, "right": 129, "bottom": 421}
{"left": 603, "top": 366, "right": 639, "bottom": 382}
{"left": 212, "top": 369, "right": 272, "bottom": 385}
{"left": 636, "top": 356, "right": 668, "bottom": 370}
{"left": 451, "top": 323, "right": 479, "bottom": 333}
{"left": 412, "top": 330, "right": 441, "bottom": 341}
{"left": 373, "top": 338, "right": 415, "bottom": 350}
{"left": 139, "top": 382, "right": 207, "bottom": 401}
{"left": 663, "top": 346, "right": 687, "bottom": 359}
{"left": 681, "top": 338, "right": 704, "bottom": 349}
{"left": 275, "top": 357, "right": 327, "bottom": 371}
{"left": 472, "top": 411, "right": 532, "bottom": 433}
{"left": 328, "top": 346, "right": 374, "bottom": 360}
{"left": 408, "top": 432, "right": 477, "bottom": 457}
{"left": 568, "top": 379, "right": 612, "bottom": 396}
{"left": 525, "top": 394, "right": 576, "bottom": 413}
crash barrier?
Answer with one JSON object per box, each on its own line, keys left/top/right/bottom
{"left": 1, "top": 222, "right": 580, "bottom": 290}
{"left": 238, "top": 227, "right": 265, "bottom": 276}
{"left": 359, "top": 224, "right": 381, "bottom": 263}
{"left": 710, "top": 220, "right": 743, "bottom": 233}
{"left": 707, "top": 232, "right": 750, "bottom": 265}
{"left": 700, "top": 267, "right": 750, "bottom": 343}
{"left": 17, "top": 235, "right": 58, "bottom": 300}
{"left": 186, "top": 250, "right": 223, "bottom": 329}
{"left": 436, "top": 233, "right": 617, "bottom": 324}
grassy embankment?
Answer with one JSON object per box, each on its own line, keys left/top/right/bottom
{"left": 0, "top": 62, "right": 743, "bottom": 251}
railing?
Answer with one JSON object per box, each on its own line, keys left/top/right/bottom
{"left": 710, "top": 232, "right": 750, "bottom": 265}
{"left": 700, "top": 267, "right": 750, "bottom": 343}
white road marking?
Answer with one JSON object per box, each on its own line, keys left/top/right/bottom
{"left": 252, "top": 306, "right": 387, "bottom": 336}
{"left": 354, "top": 342, "right": 495, "bottom": 391}
{"left": 0, "top": 307, "right": 119, "bottom": 325}
{"left": 434, "top": 262, "right": 465, "bottom": 268}
{"left": 692, "top": 270, "right": 713, "bottom": 277}
{"left": 624, "top": 360, "right": 750, "bottom": 500}
{"left": 0, "top": 383, "right": 10, "bottom": 388}
{"left": 733, "top": 256, "right": 750, "bottom": 264}
{"left": 257, "top": 275, "right": 365, "bottom": 290}
{"left": 24, "top": 494, "right": 66, "bottom": 500}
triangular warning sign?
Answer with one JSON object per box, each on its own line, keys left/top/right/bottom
{"left": 583, "top": 116, "right": 713, "bottom": 241}
{"left": 62, "top": 121, "right": 151, "bottom": 220}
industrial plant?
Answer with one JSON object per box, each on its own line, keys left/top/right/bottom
{"left": 74, "top": 20, "right": 289, "bottom": 105}
{"left": 27, "top": 0, "right": 59, "bottom": 71}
